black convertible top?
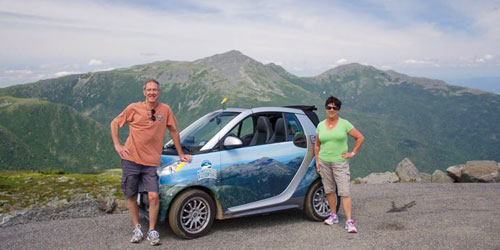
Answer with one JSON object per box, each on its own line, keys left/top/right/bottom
{"left": 284, "top": 105, "right": 319, "bottom": 127}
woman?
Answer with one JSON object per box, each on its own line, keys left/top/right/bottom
{"left": 314, "top": 96, "right": 364, "bottom": 233}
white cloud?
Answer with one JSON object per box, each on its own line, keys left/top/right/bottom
{"left": 94, "top": 68, "right": 114, "bottom": 72}
{"left": 404, "top": 59, "right": 428, "bottom": 64}
{"left": 88, "top": 59, "right": 103, "bottom": 66}
{"left": 4, "top": 69, "right": 32, "bottom": 74}
{"left": 0, "top": 0, "right": 499, "bottom": 85}
{"left": 403, "top": 59, "right": 442, "bottom": 67}
{"left": 336, "top": 58, "right": 348, "bottom": 64}
{"left": 54, "top": 71, "right": 81, "bottom": 77}
{"left": 475, "top": 54, "right": 494, "bottom": 62}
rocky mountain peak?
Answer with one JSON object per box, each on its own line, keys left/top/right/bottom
{"left": 194, "top": 50, "right": 260, "bottom": 68}
{"left": 318, "top": 63, "right": 379, "bottom": 78}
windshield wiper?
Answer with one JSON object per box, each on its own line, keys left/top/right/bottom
{"left": 166, "top": 144, "right": 192, "bottom": 153}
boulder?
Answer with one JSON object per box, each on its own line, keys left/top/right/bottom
{"left": 431, "top": 170, "right": 454, "bottom": 183}
{"left": 396, "top": 158, "right": 420, "bottom": 183}
{"left": 418, "top": 173, "right": 432, "bottom": 183}
{"left": 114, "top": 200, "right": 128, "bottom": 214}
{"left": 461, "top": 161, "right": 499, "bottom": 183}
{"left": 362, "top": 172, "right": 400, "bottom": 184}
{"left": 98, "top": 196, "right": 117, "bottom": 213}
{"left": 446, "top": 165, "right": 464, "bottom": 181}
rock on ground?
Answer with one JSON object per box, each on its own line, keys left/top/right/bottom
{"left": 418, "top": 173, "right": 432, "bottom": 183}
{"left": 431, "top": 170, "right": 454, "bottom": 183}
{"left": 446, "top": 165, "right": 464, "bottom": 181}
{"left": 357, "top": 172, "right": 400, "bottom": 184}
{"left": 461, "top": 161, "right": 499, "bottom": 183}
{"left": 396, "top": 158, "right": 421, "bottom": 183}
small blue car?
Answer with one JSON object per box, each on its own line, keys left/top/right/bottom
{"left": 138, "top": 106, "right": 339, "bottom": 238}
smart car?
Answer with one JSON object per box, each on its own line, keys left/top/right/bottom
{"left": 138, "top": 106, "right": 340, "bottom": 238}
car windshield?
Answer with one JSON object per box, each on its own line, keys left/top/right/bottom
{"left": 164, "top": 111, "right": 240, "bottom": 154}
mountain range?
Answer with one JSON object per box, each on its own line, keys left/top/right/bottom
{"left": 0, "top": 50, "right": 498, "bottom": 177}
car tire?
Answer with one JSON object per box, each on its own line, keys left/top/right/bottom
{"left": 168, "top": 189, "right": 216, "bottom": 239}
{"left": 304, "top": 180, "right": 340, "bottom": 221}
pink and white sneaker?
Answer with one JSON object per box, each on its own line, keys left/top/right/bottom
{"left": 345, "top": 219, "right": 358, "bottom": 233}
{"left": 323, "top": 213, "right": 339, "bottom": 225}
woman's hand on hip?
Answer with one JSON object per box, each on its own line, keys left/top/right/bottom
{"left": 341, "top": 151, "right": 356, "bottom": 159}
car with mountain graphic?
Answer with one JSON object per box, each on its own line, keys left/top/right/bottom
{"left": 138, "top": 106, "right": 340, "bottom": 238}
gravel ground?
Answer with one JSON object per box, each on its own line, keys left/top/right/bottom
{"left": 1, "top": 183, "right": 499, "bottom": 250}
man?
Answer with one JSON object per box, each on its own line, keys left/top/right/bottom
{"left": 110, "top": 79, "right": 192, "bottom": 246}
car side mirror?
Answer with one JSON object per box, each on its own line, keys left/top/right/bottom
{"left": 223, "top": 136, "right": 243, "bottom": 149}
{"left": 293, "top": 134, "right": 307, "bottom": 148}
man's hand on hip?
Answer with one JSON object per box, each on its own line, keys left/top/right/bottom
{"left": 114, "top": 144, "right": 130, "bottom": 159}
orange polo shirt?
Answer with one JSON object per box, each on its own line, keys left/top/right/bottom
{"left": 113, "top": 101, "right": 178, "bottom": 167}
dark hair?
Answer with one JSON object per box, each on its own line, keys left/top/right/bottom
{"left": 143, "top": 79, "right": 160, "bottom": 90}
{"left": 325, "top": 96, "right": 342, "bottom": 109}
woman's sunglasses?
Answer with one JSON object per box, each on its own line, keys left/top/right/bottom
{"left": 325, "top": 105, "right": 340, "bottom": 111}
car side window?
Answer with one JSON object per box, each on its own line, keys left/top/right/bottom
{"left": 284, "top": 113, "right": 304, "bottom": 141}
{"left": 240, "top": 117, "right": 254, "bottom": 139}
{"left": 227, "top": 116, "right": 254, "bottom": 146}
{"left": 224, "top": 113, "right": 288, "bottom": 148}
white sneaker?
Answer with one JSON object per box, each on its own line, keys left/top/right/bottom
{"left": 345, "top": 219, "right": 357, "bottom": 233}
{"left": 130, "top": 226, "right": 143, "bottom": 243}
{"left": 323, "top": 213, "right": 339, "bottom": 225}
{"left": 147, "top": 230, "right": 161, "bottom": 246}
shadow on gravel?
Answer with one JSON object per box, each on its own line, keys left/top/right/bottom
{"left": 211, "top": 209, "right": 308, "bottom": 232}
{"left": 150, "top": 209, "right": 310, "bottom": 241}
{"left": 387, "top": 201, "right": 416, "bottom": 213}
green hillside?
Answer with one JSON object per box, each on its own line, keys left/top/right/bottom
{"left": 1, "top": 51, "right": 498, "bottom": 177}
{"left": 0, "top": 96, "right": 119, "bottom": 173}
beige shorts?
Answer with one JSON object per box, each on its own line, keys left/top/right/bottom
{"left": 318, "top": 159, "right": 351, "bottom": 197}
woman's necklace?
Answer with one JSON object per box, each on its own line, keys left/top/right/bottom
{"left": 327, "top": 118, "right": 337, "bottom": 129}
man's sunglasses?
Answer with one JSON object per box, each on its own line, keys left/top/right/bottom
{"left": 325, "top": 105, "right": 340, "bottom": 111}
{"left": 151, "top": 109, "right": 156, "bottom": 122}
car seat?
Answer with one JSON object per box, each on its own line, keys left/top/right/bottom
{"left": 269, "top": 118, "right": 285, "bottom": 143}
{"left": 249, "top": 116, "right": 272, "bottom": 145}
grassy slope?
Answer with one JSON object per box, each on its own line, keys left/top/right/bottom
{"left": 0, "top": 169, "right": 123, "bottom": 214}
{"left": 0, "top": 96, "right": 119, "bottom": 173}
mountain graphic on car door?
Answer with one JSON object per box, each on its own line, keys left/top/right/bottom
{"left": 218, "top": 113, "right": 307, "bottom": 209}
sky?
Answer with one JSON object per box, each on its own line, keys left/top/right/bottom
{"left": 1, "top": 0, "right": 499, "bottom": 89}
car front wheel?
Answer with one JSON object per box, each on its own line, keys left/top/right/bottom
{"left": 168, "top": 189, "right": 216, "bottom": 239}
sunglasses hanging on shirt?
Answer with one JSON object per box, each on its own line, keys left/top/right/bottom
{"left": 151, "top": 109, "right": 156, "bottom": 122}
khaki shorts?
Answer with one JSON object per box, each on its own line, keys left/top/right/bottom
{"left": 318, "top": 159, "right": 351, "bottom": 197}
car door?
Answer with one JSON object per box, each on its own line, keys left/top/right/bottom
{"left": 218, "top": 112, "right": 308, "bottom": 209}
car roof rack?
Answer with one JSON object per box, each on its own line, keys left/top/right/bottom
{"left": 284, "top": 105, "right": 319, "bottom": 127}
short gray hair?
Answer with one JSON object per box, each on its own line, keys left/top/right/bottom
{"left": 143, "top": 79, "right": 160, "bottom": 90}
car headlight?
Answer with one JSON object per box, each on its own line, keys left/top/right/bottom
{"left": 158, "top": 161, "right": 184, "bottom": 176}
